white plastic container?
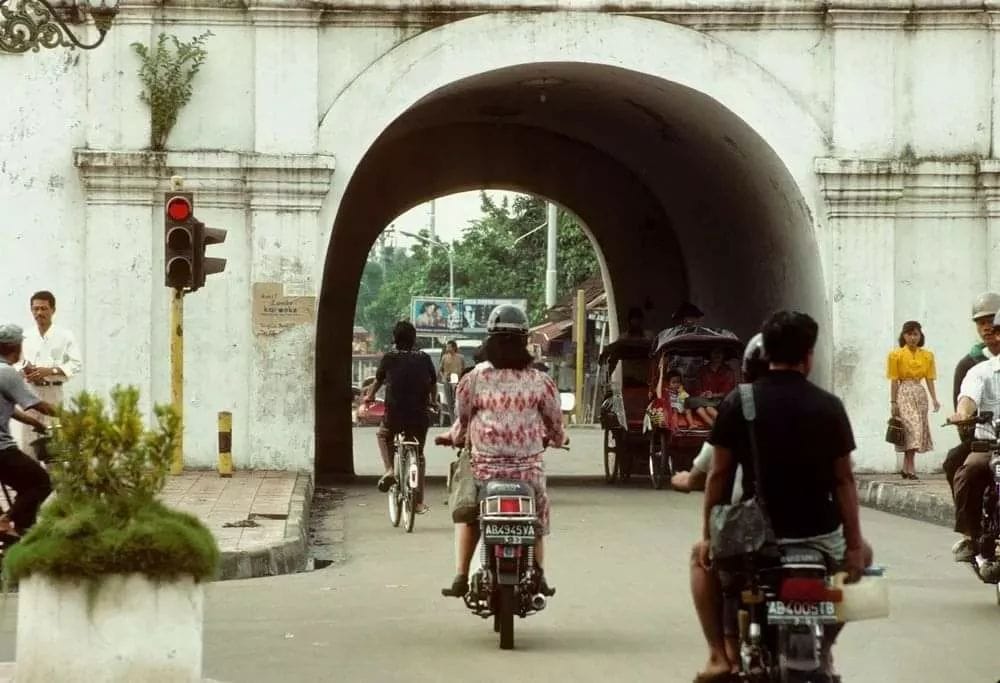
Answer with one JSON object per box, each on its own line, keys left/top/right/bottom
{"left": 832, "top": 568, "right": 890, "bottom": 622}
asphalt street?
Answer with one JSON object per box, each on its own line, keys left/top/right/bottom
{"left": 193, "top": 483, "right": 998, "bottom": 682}
{"left": 0, "top": 432, "right": 997, "bottom": 681}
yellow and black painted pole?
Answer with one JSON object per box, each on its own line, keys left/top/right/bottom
{"left": 218, "top": 411, "right": 233, "bottom": 477}
{"left": 170, "top": 288, "right": 184, "bottom": 475}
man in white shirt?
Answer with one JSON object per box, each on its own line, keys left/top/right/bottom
{"left": 950, "top": 311, "right": 1000, "bottom": 562}
{"left": 16, "top": 291, "right": 81, "bottom": 458}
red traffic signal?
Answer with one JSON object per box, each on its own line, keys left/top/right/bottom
{"left": 166, "top": 196, "right": 192, "bottom": 222}
{"left": 164, "top": 192, "right": 196, "bottom": 291}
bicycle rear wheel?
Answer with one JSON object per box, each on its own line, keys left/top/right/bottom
{"left": 388, "top": 449, "right": 402, "bottom": 527}
{"left": 401, "top": 446, "right": 416, "bottom": 533}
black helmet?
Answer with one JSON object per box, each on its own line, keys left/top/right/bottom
{"left": 487, "top": 304, "right": 529, "bottom": 336}
{"left": 742, "top": 333, "right": 768, "bottom": 382}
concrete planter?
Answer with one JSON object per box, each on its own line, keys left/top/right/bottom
{"left": 15, "top": 573, "right": 204, "bottom": 682}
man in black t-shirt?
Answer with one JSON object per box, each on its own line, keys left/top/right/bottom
{"left": 365, "top": 321, "right": 437, "bottom": 510}
{"left": 690, "top": 312, "right": 866, "bottom": 682}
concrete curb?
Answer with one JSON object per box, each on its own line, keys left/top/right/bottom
{"left": 215, "top": 471, "right": 313, "bottom": 581}
{"left": 856, "top": 479, "right": 954, "bottom": 529}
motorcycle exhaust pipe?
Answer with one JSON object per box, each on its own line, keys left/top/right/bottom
{"left": 531, "top": 594, "right": 547, "bottom": 611}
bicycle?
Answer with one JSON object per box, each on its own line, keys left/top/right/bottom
{"left": 386, "top": 431, "right": 423, "bottom": 533}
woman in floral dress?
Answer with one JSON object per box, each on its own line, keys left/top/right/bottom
{"left": 439, "top": 305, "right": 565, "bottom": 598}
{"left": 887, "top": 320, "right": 941, "bottom": 479}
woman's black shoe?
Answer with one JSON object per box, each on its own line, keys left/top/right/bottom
{"left": 441, "top": 574, "right": 468, "bottom": 598}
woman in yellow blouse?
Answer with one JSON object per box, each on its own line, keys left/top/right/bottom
{"left": 887, "top": 320, "right": 941, "bottom": 479}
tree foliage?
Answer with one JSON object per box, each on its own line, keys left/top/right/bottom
{"left": 355, "top": 194, "right": 601, "bottom": 349}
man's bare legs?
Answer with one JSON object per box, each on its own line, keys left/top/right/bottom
{"left": 690, "top": 542, "right": 737, "bottom": 677}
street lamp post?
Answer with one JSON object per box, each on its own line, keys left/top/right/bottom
{"left": 394, "top": 229, "right": 455, "bottom": 299}
{"left": 512, "top": 202, "right": 559, "bottom": 309}
{"left": 0, "top": 0, "right": 119, "bottom": 53}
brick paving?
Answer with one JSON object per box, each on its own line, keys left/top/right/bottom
{"left": 160, "top": 470, "right": 299, "bottom": 556}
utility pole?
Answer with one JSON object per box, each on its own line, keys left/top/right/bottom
{"left": 428, "top": 199, "right": 437, "bottom": 240}
{"left": 545, "top": 203, "right": 558, "bottom": 309}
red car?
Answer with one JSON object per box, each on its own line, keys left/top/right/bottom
{"left": 355, "top": 388, "right": 386, "bottom": 427}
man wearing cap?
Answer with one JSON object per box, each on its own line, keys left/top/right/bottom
{"left": 16, "top": 291, "right": 81, "bottom": 459}
{"left": 949, "top": 307, "right": 1000, "bottom": 562}
{"left": 0, "top": 324, "right": 55, "bottom": 539}
{"left": 942, "top": 292, "right": 1000, "bottom": 495}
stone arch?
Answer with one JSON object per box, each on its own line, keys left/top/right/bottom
{"left": 315, "top": 12, "right": 830, "bottom": 479}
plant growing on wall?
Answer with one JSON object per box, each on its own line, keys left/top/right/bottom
{"left": 131, "top": 31, "right": 213, "bottom": 151}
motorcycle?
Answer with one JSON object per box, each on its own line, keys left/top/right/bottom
{"left": 722, "top": 546, "right": 886, "bottom": 683}
{"left": 945, "top": 413, "right": 1000, "bottom": 605}
{"left": 438, "top": 435, "right": 563, "bottom": 650}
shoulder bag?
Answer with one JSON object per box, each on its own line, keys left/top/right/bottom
{"left": 708, "top": 383, "right": 775, "bottom": 560}
{"left": 448, "top": 368, "right": 481, "bottom": 524}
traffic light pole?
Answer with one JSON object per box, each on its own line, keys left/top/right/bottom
{"left": 170, "top": 287, "right": 184, "bottom": 475}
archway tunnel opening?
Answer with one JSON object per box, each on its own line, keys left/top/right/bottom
{"left": 316, "top": 63, "right": 823, "bottom": 481}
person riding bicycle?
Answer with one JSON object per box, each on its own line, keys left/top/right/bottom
{"left": 437, "top": 305, "right": 566, "bottom": 598}
{"left": 0, "top": 324, "right": 55, "bottom": 541}
{"left": 365, "top": 321, "right": 437, "bottom": 513}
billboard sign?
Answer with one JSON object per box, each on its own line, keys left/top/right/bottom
{"left": 411, "top": 296, "right": 527, "bottom": 335}
{"left": 411, "top": 297, "right": 464, "bottom": 333}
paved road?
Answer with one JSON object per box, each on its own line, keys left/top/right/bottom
{"left": 353, "top": 425, "right": 613, "bottom": 478}
{"left": 6, "top": 480, "right": 989, "bottom": 681}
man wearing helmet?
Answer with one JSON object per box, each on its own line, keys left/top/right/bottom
{"left": 949, "top": 306, "right": 1000, "bottom": 562}
{"left": 437, "top": 304, "right": 566, "bottom": 598}
{"left": 942, "top": 292, "right": 1000, "bottom": 498}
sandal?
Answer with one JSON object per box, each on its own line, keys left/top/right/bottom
{"left": 377, "top": 473, "right": 396, "bottom": 493}
{"left": 692, "top": 673, "right": 737, "bottom": 683}
{"left": 441, "top": 573, "right": 468, "bottom": 598}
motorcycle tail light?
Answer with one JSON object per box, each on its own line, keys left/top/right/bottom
{"left": 499, "top": 497, "right": 521, "bottom": 514}
{"left": 779, "top": 578, "right": 842, "bottom": 603}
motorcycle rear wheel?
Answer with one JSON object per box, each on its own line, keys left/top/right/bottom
{"left": 498, "top": 585, "right": 516, "bottom": 650}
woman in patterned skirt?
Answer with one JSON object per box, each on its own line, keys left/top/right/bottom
{"left": 886, "top": 320, "right": 941, "bottom": 479}
{"left": 439, "top": 305, "right": 566, "bottom": 598}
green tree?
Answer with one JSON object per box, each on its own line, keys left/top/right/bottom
{"left": 354, "top": 194, "right": 602, "bottom": 349}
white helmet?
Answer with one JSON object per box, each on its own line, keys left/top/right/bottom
{"left": 486, "top": 304, "right": 529, "bottom": 336}
{"left": 972, "top": 292, "right": 1000, "bottom": 321}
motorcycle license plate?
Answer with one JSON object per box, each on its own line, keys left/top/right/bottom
{"left": 766, "top": 600, "right": 837, "bottom": 625}
{"left": 483, "top": 523, "right": 535, "bottom": 544}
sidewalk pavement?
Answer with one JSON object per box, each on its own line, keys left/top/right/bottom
{"left": 160, "top": 470, "right": 313, "bottom": 581}
{"left": 0, "top": 664, "right": 224, "bottom": 683}
{"left": 856, "top": 473, "right": 954, "bottom": 528}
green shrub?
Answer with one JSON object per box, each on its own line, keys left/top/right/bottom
{"left": 4, "top": 386, "right": 219, "bottom": 583}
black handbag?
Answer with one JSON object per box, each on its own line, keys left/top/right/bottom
{"left": 885, "top": 416, "right": 905, "bottom": 446}
{"left": 708, "top": 384, "right": 775, "bottom": 560}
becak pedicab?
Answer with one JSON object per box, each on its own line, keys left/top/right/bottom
{"left": 597, "top": 336, "right": 653, "bottom": 483}
{"left": 644, "top": 325, "right": 742, "bottom": 489}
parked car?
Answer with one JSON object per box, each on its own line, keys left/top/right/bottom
{"left": 355, "top": 386, "right": 386, "bottom": 427}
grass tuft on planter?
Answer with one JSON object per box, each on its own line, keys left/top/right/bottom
{"left": 3, "top": 386, "right": 219, "bottom": 584}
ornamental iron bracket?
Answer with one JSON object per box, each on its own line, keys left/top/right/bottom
{"left": 0, "top": 0, "right": 117, "bottom": 53}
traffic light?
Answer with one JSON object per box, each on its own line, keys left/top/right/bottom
{"left": 193, "top": 223, "right": 226, "bottom": 290}
{"left": 163, "top": 192, "right": 227, "bottom": 292}
{"left": 164, "top": 192, "right": 196, "bottom": 290}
